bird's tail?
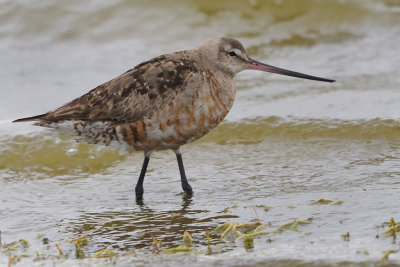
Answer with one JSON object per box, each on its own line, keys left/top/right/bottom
{"left": 13, "top": 114, "right": 46, "bottom": 122}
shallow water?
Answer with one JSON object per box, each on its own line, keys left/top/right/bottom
{"left": 1, "top": 0, "right": 400, "bottom": 266}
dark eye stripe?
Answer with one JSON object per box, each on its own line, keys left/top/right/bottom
{"left": 228, "top": 51, "right": 236, "bottom": 57}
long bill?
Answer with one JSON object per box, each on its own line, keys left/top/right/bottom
{"left": 247, "top": 58, "right": 335, "bottom": 83}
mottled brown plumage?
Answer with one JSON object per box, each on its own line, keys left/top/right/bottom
{"left": 14, "top": 37, "right": 334, "bottom": 200}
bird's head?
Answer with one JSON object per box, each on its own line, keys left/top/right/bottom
{"left": 198, "top": 37, "right": 334, "bottom": 82}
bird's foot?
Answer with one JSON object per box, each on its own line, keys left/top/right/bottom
{"left": 135, "top": 186, "right": 144, "bottom": 200}
{"left": 135, "top": 197, "right": 144, "bottom": 206}
{"left": 182, "top": 184, "right": 193, "bottom": 195}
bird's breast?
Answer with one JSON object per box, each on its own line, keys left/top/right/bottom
{"left": 116, "top": 71, "right": 235, "bottom": 151}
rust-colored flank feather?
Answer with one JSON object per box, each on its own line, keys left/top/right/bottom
{"left": 14, "top": 37, "right": 334, "bottom": 200}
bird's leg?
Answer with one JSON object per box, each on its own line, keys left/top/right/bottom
{"left": 175, "top": 149, "right": 193, "bottom": 195}
{"left": 135, "top": 152, "right": 151, "bottom": 200}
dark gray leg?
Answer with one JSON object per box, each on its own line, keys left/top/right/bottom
{"left": 135, "top": 154, "right": 150, "bottom": 200}
{"left": 175, "top": 149, "right": 193, "bottom": 195}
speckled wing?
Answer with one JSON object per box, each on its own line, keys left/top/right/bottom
{"left": 25, "top": 52, "right": 201, "bottom": 124}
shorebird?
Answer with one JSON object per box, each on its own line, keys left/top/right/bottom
{"left": 14, "top": 37, "right": 334, "bottom": 200}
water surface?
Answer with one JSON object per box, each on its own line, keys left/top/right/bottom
{"left": 1, "top": 0, "right": 400, "bottom": 266}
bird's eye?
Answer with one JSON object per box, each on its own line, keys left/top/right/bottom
{"left": 228, "top": 51, "right": 236, "bottom": 57}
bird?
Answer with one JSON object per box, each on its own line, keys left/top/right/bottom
{"left": 13, "top": 37, "right": 334, "bottom": 200}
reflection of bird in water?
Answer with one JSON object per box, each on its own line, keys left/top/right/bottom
{"left": 14, "top": 37, "right": 334, "bottom": 200}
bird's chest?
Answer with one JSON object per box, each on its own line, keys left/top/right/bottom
{"left": 120, "top": 72, "right": 235, "bottom": 151}
{"left": 166, "top": 72, "right": 235, "bottom": 143}
{"left": 195, "top": 72, "right": 236, "bottom": 128}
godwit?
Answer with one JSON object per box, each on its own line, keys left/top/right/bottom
{"left": 14, "top": 37, "right": 334, "bottom": 200}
